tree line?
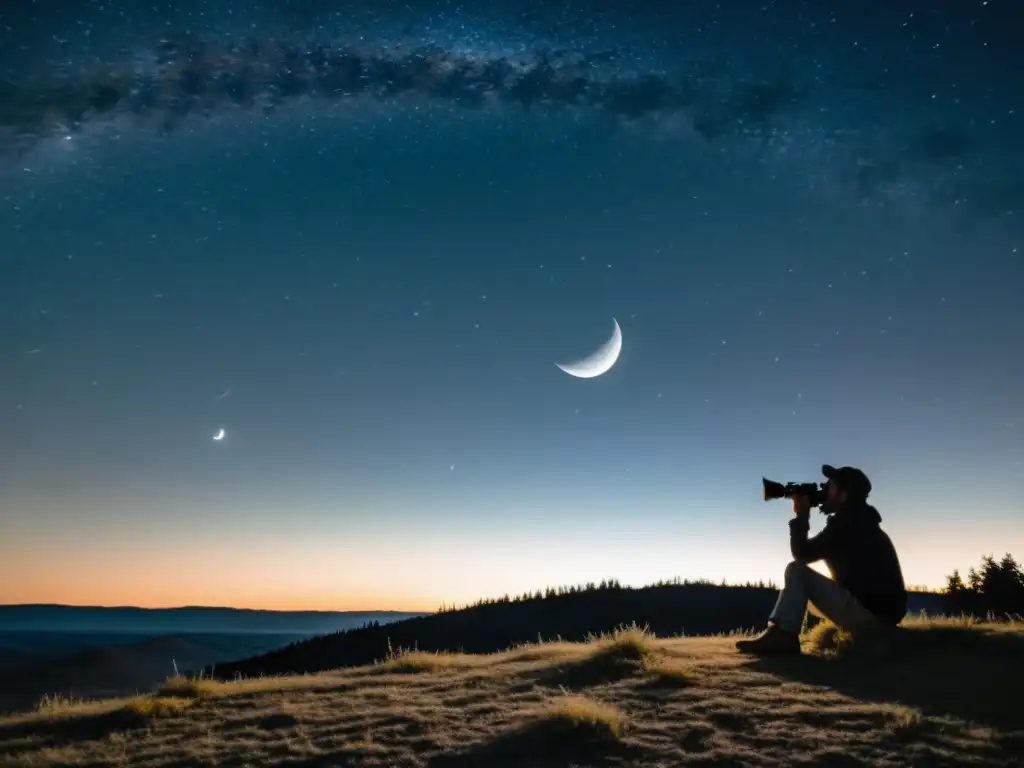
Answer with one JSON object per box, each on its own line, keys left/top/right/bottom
{"left": 346, "top": 551, "right": 1022, "bottom": 636}
{"left": 433, "top": 576, "right": 780, "bottom": 614}
{"left": 945, "top": 553, "right": 1023, "bottom": 619}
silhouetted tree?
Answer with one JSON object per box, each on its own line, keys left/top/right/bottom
{"left": 945, "top": 553, "right": 1024, "bottom": 618}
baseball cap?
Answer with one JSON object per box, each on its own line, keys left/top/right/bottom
{"left": 822, "top": 464, "right": 872, "bottom": 499}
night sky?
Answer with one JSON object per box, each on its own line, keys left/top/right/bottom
{"left": 2, "top": 0, "right": 1022, "bottom": 611}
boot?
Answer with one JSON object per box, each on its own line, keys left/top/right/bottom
{"left": 735, "top": 623, "right": 802, "bottom": 656}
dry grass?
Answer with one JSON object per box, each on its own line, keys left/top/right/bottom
{"left": 803, "top": 619, "right": 858, "bottom": 656}
{"left": 540, "top": 693, "right": 628, "bottom": 738}
{"left": 123, "top": 696, "right": 194, "bottom": 718}
{"left": 154, "top": 675, "right": 223, "bottom": 699}
{"left": 33, "top": 694, "right": 86, "bottom": 716}
{"left": 1, "top": 615, "right": 1021, "bottom": 767}
{"left": 375, "top": 642, "right": 471, "bottom": 675}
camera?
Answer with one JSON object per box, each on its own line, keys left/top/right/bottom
{"left": 762, "top": 477, "right": 826, "bottom": 507}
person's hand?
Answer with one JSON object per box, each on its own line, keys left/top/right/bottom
{"left": 792, "top": 494, "right": 812, "bottom": 520}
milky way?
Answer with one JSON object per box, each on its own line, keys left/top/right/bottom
{"left": 0, "top": 37, "right": 798, "bottom": 148}
{"left": 1, "top": 0, "right": 1021, "bottom": 217}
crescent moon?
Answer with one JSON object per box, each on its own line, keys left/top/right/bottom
{"left": 213, "top": 428, "right": 225, "bottom": 441}
{"left": 555, "top": 317, "right": 623, "bottom": 379}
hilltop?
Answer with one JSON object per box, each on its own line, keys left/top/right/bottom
{"left": 2, "top": 616, "right": 1019, "bottom": 767}
{"left": 207, "top": 578, "right": 949, "bottom": 680}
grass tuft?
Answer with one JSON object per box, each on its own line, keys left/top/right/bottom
{"left": 885, "top": 706, "right": 925, "bottom": 735}
{"left": 539, "top": 623, "right": 657, "bottom": 687}
{"left": 34, "top": 693, "right": 86, "bottom": 715}
{"left": 585, "top": 622, "right": 655, "bottom": 662}
{"left": 802, "top": 620, "right": 857, "bottom": 657}
{"left": 537, "top": 693, "right": 628, "bottom": 740}
{"left": 377, "top": 642, "right": 465, "bottom": 673}
{"left": 123, "top": 696, "right": 193, "bottom": 719}
{"left": 640, "top": 655, "right": 698, "bottom": 688}
{"left": 155, "top": 675, "right": 222, "bottom": 699}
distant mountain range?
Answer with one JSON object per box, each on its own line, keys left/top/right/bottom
{"left": 0, "top": 604, "right": 426, "bottom": 634}
{"left": 0, "top": 605, "right": 426, "bottom": 714}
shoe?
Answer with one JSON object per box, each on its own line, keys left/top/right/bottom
{"left": 735, "top": 624, "right": 802, "bottom": 656}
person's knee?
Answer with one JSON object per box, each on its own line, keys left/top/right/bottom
{"left": 784, "top": 560, "right": 810, "bottom": 584}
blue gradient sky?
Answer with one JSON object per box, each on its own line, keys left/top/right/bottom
{"left": 2, "top": 0, "right": 1022, "bottom": 610}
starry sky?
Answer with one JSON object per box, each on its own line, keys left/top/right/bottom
{"left": 2, "top": 0, "right": 1022, "bottom": 612}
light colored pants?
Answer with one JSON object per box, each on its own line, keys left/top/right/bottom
{"left": 769, "top": 561, "right": 881, "bottom": 634}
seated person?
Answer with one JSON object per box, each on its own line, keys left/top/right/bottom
{"left": 736, "top": 464, "right": 907, "bottom": 655}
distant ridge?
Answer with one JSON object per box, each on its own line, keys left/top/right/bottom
{"left": 2, "top": 603, "right": 414, "bottom": 613}
{"left": 0, "top": 603, "right": 419, "bottom": 614}
{"left": 0, "top": 605, "right": 425, "bottom": 634}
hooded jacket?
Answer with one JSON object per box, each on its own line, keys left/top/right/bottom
{"left": 789, "top": 502, "right": 908, "bottom": 625}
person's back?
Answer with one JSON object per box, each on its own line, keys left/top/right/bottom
{"left": 814, "top": 501, "right": 907, "bottom": 625}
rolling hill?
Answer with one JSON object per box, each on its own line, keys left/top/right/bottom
{"left": 2, "top": 616, "right": 1018, "bottom": 767}
{"left": 206, "top": 580, "right": 950, "bottom": 680}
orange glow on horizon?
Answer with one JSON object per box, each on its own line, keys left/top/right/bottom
{"left": 5, "top": 509, "right": 1018, "bottom": 613}
{"left": 1, "top": 558, "right": 960, "bottom": 614}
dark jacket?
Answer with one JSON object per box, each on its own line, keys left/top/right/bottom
{"left": 789, "top": 502, "right": 907, "bottom": 625}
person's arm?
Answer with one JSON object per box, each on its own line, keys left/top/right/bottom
{"left": 788, "top": 495, "right": 837, "bottom": 564}
{"left": 789, "top": 516, "right": 836, "bottom": 563}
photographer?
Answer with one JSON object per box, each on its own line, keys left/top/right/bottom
{"left": 736, "top": 465, "right": 908, "bottom": 656}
